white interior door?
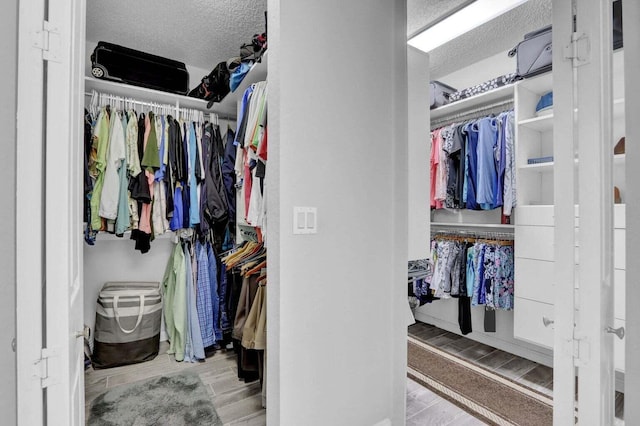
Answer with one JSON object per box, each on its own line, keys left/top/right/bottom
{"left": 44, "top": 0, "right": 87, "bottom": 424}
{"left": 553, "top": 0, "right": 617, "bottom": 423}
{"left": 17, "top": 0, "right": 86, "bottom": 424}
{"left": 16, "top": 0, "right": 47, "bottom": 422}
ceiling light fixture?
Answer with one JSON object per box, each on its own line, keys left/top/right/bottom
{"left": 408, "top": 0, "right": 530, "bottom": 53}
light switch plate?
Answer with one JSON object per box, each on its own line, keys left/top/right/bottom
{"left": 293, "top": 207, "right": 317, "bottom": 234}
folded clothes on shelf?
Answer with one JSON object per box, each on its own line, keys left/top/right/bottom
{"left": 527, "top": 156, "right": 554, "bottom": 164}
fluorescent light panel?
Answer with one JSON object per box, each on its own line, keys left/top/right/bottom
{"left": 408, "top": 0, "right": 529, "bottom": 53}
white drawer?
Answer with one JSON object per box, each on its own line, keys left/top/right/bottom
{"left": 516, "top": 205, "right": 554, "bottom": 226}
{"left": 515, "top": 258, "right": 554, "bottom": 305}
{"left": 515, "top": 225, "right": 554, "bottom": 261}
{"left": 513, "top": 297, "right": 554, "bottom": 349}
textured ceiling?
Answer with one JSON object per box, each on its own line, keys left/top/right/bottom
{"left": 88, "top": 1, "right": 552, "bottom": 82}
{"left": 86, "top": 0, "right": 267, "bottom": 71}
{"left": 407, "top": 0, "right": 472, "bottom": 38}
{"left": 408, "top": 0, "right": 552, "bottom": 79}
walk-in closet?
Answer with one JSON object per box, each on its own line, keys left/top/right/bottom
{"left": 10, "top": 0, "right": 640, "bottom": 425}
{"left": 407, "top": 0, "right": 638, "bottom": 424}
{"left": 79, "top": 1, "right": 270, "bottom": 424}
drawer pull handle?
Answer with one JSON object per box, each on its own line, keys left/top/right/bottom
{"left": 606, "top": 326, "right": 625, "bottom": 340}
{"left": 542, "top": 316, "right": 554, "bottom": 327}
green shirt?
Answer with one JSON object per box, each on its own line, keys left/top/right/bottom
{"left": 90, "top": 108, "right": 111, "bottom": 231}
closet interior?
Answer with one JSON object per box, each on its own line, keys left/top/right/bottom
{"left": 82, "top": 0, "right": 269, "bottom": 422}
{"left": 412, "top": 6, "right": 628, "bottom": 390}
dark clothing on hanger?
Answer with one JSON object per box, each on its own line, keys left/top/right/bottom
{"left": 202, "top": 123, "right": 229, "bottom": 227}
{"left": 222, "top": 128, "right": 237, "bottom": 225}
{"left": 458, "top": 296, "right": 472, "bottom": 335}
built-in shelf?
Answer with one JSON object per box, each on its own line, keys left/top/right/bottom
{"left": 85, "top": 76, "right": 209, "bottom": 111}
{"left": 517, "top": 98, "right": 625, "bottom": 132}
{"left": 93, "top": 231, "right": 175, "bottom": 242}
{"left": 519, "top": 114, "right": 554, "bottom": 132}
{"left": 430, "top": 83, "right": 515, "bottom": 122}
{"left": 211, "top": 51, "right": 268, "bottom": 118}
{"left": 84, "top": 51, "right": 268, "bottom": 119}
{"left": 518, "top": 72, "right": 553, "bottom": 95}
{"left": 431, "top": 222, "right": 515, "bottom": 229}
{"left": 519, "top": 162, "right": 554, "bottom": 172}
{"left": 520, "top": 154, "right": 625, "bottom": 173}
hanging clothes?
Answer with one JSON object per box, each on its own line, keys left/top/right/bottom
{"left": 89, "top": 107, "right": 110, "bottom": 231}
{"left": 183, "top": 242, "right": 205, "bottom": 362}
{"left": 162, "top": 242, "right": 187, "bottom": 362}
{"left": 430, "top": 109, "right": 516, "bottom": 213}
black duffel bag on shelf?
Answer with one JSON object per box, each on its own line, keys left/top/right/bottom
{"left": 90, "top": 41, "right": 190, "bottom": 95}
{"left": 188, "top": 61, "right": 231, "bottom": 108}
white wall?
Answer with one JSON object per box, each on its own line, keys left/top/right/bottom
{"left": 83, "top": 238, "right": 174, "bottom": 344}
{"left": 433, "top": 49, "right": 516, "bottom": 91}
{"left": 0, "top": 0, "right": 18, "bottom": 423}
{"left": 267, "top": 1, "right": 408, "bottom": 425}
{"left": 407, "top": 47, "right": 430, "bottom": 261}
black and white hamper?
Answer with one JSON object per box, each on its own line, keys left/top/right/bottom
{"left": 92, "top": 281, "right": 162, "bottom": 369}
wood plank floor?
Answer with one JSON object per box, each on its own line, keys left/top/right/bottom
{"left": 85, "top": 340, "right": 480, "bottom": 425}
{"left": 409, "top": 321, "right": 626, "bottom": 425}
{"left": 85, "top": 342, "right": 266, "bottom": 426}
{"left": 85, "top": 323, "right": 624, "bottom": 425}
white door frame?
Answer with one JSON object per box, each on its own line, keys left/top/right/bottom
{"left": 43, "top": 0, "right": 87, "bottom": 424}
{"left": 575, "top": 0, "right": 615, "bottom": 422}
{"left": 551, "top": 0, "right": 577, "bottom": 423}
{"left": 624, "top": 0, "right": 640, "bottom": 424}
{"left": 16, "top": 0, "right": 86, "bottom": 424}
{"left": 554, "top": 0, "right": 616, "bottom": 423}
{"left": 16, "top": 0, "right": 47, "bottom": 422}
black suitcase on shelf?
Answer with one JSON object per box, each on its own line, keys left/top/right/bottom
{"left": 90, "top": 41, "right": 190, "bottom": 95}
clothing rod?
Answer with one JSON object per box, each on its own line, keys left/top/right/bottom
{"left": 431, "top": 222, "right": 514, "bottom": 229}
{"left": 84, "top": 91, "right": 213, "bottom": 114}
{"left": 431, "top": 99, "right": 514, "bottom": 130}
{"left": 431, "top": 229, "right": 515, "bottom": 240}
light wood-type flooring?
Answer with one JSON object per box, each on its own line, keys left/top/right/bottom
{"left": 85, "top": 342, "right": 266, "bottom": 425}
{"left": 85, "top": 339, "right": 478, "bottom": 426}
{"left": 84, "top": 323, "right": 625, "bottom": 425}
{"left": 409, "top": 321, "right": 626, "bottom": 425}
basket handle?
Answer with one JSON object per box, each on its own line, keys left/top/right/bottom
{"left": 113, "top": 295, "right": 145, "bottom": 334}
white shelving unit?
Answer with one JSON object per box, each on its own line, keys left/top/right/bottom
{"left": 85, "top": 76, "right": 208, "bottom": 110}
{"left": 85, "top": 51, "right": 268, "bottom": 119}
{"left": 431, "top": 83, "right": 515, "bottom": 122}
{"left": 211, "top": 51, "right": 268, "bottom": 118}
{"left": 512, "top": 51, "right": 628, "bottom": 371}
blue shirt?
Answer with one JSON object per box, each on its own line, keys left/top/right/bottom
{"left": 464, "top": 122, "right": 480, "bottom": 210}
{"left": 475, "top": 117, "right": 499, "bottom": 210}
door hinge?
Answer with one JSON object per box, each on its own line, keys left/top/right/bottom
{"left": 573, "top": 334, "right": 590, "bottom": 366}
{"left": 32, "top": 20, "right": 61, "bottom": 63}
{"left": 564, "top": 32, "right": 590, "bottom": 68}
{"left": 33, "top": 347, "right": 58, "bottom": 389}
